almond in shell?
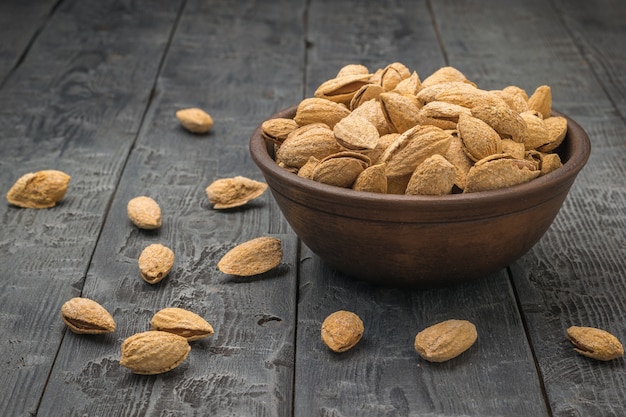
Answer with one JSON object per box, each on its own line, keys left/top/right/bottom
{"left": 538, "top": 116, "right": 567, "bottom": 152}
{"left": 421, "top": 66, "right": 475, "bottom": 88}
{"left": 520, "top": 110, "right": 550, "bottom": 150}
{"left": 321, "top": 310, "right": 364, "bottom": 353}
{"left": 528, "top": 85, "right": 552, "bottom": 119}
{"left": 176, "top": 108, "right": 214, "bottom": 134}
{"left": 457, "top": 113, "right": 502, "bottom": 162}
{"left": 294, "top": 97, "right": 351, "bottom": 129}
{"left": 151, "top": 307, "right": 214, "bottom": 341}
{"left": 120, "top": 330, "right": 190, "bottom": 375}
{"left": 61, "top": 297, "right": 116, "bottom": 334}
{"left": 352, "top": 163, "right": 387, "bottom": 193}
{"left": 379, "top": 91, "right": 422, "bottom": 133}
{"left": 261, "top": 118, "right": 299, "bottom": 145}
{"left": 471, "top": 103, "right": 528, "bottom": 143}
{"left": 379, "top": 125, "right": 452, "bottom": 178}
{"left": 127, "top": 196, "right": 162, "bottom": 229}
{"left": 7, "top": 170, "right": 71, "bottom": 209}
{"left": 138, "top": 243, "right": 175, "bottom": 284}
{"left": 205, "top": 176, "right": 268, "bottom": 209}
{"left": 314, "top": 74, "right": 372, "bottom": 105}
{"left": 275, "top": 123, "right": 342, "bottom": 169}
{"left": 464, "top": 154, "right": 540, "bottom": 193}
{"left": 218, "top": 236, "right": 282, "bottom": 276}
{"left": 405, "top": 154, "right": 456, "bottom": 196}
{"left": 567, "top": 326, "right": 624, "bottom": 361}
{"left": 311, "top": 152, "right": 370, "bottom": 188}
{"left": 414, "top": 319, "right": 477, "bottom": 362}
{"left": 333, "top": 114, "right": 380, "bottom": 150}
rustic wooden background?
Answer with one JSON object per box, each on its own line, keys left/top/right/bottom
{"left": 0, "top": 0, "right": 624, "bottom": 416}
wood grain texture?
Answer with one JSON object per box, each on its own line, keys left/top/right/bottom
{"left": 1, "top": 0, "right": 624, "bottom": 415}
{"left": 36, "top": 0, "right": 304, "bottom": 415}
{"left": 305, "top": 0, "right": 445, "bottom": 96}
{"left": 295, "top": 0, "right": 549, "bottom": 415}
{"left": 0, "top": 1, "right": 183, "bottom": 415}
{"left": 552, "top": 0, "right": 626, "bottom": 117}
{"left": 0, "top": 0, "right": 59, "bottom": 85}
{"left": 295, "top": 246, "right": 548, "bottom": 416}
{"left": 428, "top": 0, "right": 626, "bottom": 415}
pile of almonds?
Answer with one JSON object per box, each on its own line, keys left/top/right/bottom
{"left": 263, "top": 64, "right": 567, "bottom": 195}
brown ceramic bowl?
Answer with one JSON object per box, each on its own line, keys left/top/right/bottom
{"left": 250, "top": 106, "right": 591, "bottom": 287}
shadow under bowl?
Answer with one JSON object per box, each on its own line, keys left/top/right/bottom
{"left": 250, "top": 106, "right": 591, "bottom": 288}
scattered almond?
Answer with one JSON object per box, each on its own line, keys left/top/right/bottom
{"left": 218, "top": 236, "right": 282, "bottom": 276}
{"left": 205, "top": 176, "right": 268, "bottom": 209}
{"left": 567, "top": 326, "right": 624, "bottom": 361}
{"left": 176, "top": 107, "right": 214, "bottom": 134}
{"left": 61, "top": 297, "right": 116, "bottom": 334}
{"left": 6, "top": 170, "right": 70, "bottom": 209}
{"left": 120, "top": 330, "right": 190, "bottom": 375}
{"left": 321, "top": 310, "right": 364, "bottom": 352}
{"left": 414, "top": 319, "right": 477, "bottom": 362}
{"left": 127, "top": 196, "right": 162, "bottom": 229}
{"left": 151, "top": 307, "right": 214, "bottom": 341}
{"left": 138, "top": 243, "right": 175, "bottom": 284}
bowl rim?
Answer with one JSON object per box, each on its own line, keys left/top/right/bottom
{"left": 250, "top": 105, "right": 591, "bottom": 216}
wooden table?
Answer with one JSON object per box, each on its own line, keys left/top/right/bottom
{"left": 1, "top": 0, "right": 624, "bottom": 415}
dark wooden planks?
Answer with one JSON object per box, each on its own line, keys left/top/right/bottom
{"left": 295, "top": 247, "right": 549, "bottom": 416}
{"left": 552, "top": 0, "right": 626, "bottom": 117}
{"left": 37, "top": 0, "right": 305, "bottom": 415}
{"left": 295, "top": 0, "right": 549, "bottom": 415}
{"left": 428, "top": 0, "right": 626, "bottom": 415}
{"left": 0, "top": 0, "right": 59, "bottom": 85}
{"left": 0, "top": 0, "right": 183, "bottom": 415}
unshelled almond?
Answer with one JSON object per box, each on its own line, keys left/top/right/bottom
{"left": 127, "top": 196, "right": 162, "bottom": 229}
{"left": 120, "top": 330, "right": 190, "bottom": 375}
{"left": 61, "top": 297, "right": 116, "bottom": 334}
{"left": 321, "top": 310, "right": 364, "bottom": 352}
{"left": 414, "top": 319, "right": 477, "bottom": 362}
{"left": 6, "top": 170, "right": 70, "bottom": 209}
{"left": 151, "top": 307, "right": 214, "bottom": 341}
{"left": 405, "top": 154, "right": 456, "bottom": 196}
{"left": 138, "top": 243, "right": 175, "bottom": 284}
{"left": 176, "top": 107, "right": 214, "bottom": 134}
{"left": 294, "top": 97, "right": 351, "bottom": 129}
{"left": 218, "top": 236, "right": 282, "bottom": 276}
{"left": 205, "top": 176, "right": 268, "bottom": 209}
{"left": 566, "top": 326, "right": 624, "bottom": 361}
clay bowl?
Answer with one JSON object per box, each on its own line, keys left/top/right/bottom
{"left": 250, "top": 106, "right": 591, "bottom": 288}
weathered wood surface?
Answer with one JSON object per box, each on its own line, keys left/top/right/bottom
{"left": 0, "top": 0, "right": 624, "bottom": 416}
{"left": 0, "top": 1, "right": 183, "bottom": 415}
{"left": 35, "top": 0, "right": 303, "bottom": 416}
{"left": 0, "top": 0, "right": 59, "bottom": 85}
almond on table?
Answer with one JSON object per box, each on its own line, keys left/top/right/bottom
{"left": 120, "top": 330, "right": 190, "bottom": 375}
{"left": 127, "top": 196, "right": 162, "bottom": 229}
{"left": 217, "top": 236, "right": 282, "bottom": 276}
{"left": 205, "top": 176, "right": 268, "bottom": 209}
{"left": 61, "top": 297, "right": 116, "bottom": 335}
{"left": 321, "top": 310, "right": 364, "bottom": 353}
{"left": 6, "top": 170, "right": 70, "bottom": 209}
{"left": 151, "top": 307, "right": 214, "bottom": 342}
{"left": 138, "top": 243, "right": 175, "bottom": 284}
{"left": 176, "top": 107, "right": 214, "bottom": 134}
{"left": 414, "top": 319, "right": 477, "bottom": 362}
